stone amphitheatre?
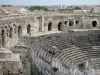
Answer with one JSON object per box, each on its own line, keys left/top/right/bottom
{"left": 0, "top": 6, "right": 100, "bottom": 75}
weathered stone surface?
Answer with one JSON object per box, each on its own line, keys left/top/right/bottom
{"left": 0, "top": 10, "right": 100, "bottom": 75}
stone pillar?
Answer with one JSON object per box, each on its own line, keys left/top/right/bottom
{"left": 67, "top": 20, "right": 69, "bottom": 28}
{"left": 41, "top": 16, "right": 45, "bottom": 32}
{"left": 52, "top": 21, "right": 57, "bottom": 31}
{"left": 34, "top": 16, "right": 41, "bottom": 33}
{"left": 62, "top": 22, "right": 68, "bottom": 33}
{"left": 22, "top": 25, "right": 27, "bottom": 36}
{"left": 74, "top": 20, "right": 76, "bottom": 26}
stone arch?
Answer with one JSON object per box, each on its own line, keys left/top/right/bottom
{"left": 1, "top": 29, "right": 5, "bottom": 47}
{"left": 58, "top": 22, "right": 63, "bottom": 31}
{"left": 27, "top": 24, "right": 31, "bottom": 34}
{"left": 48, "top": 22, "right": 52, "bottom": 31}
{"left": 9, "top": 27, "right": 13, "bottom": 38}
{"left": 69, "top": 21, "right": 74, "bottom": 26}
{"left": 18, "top": 26, "right": 22, "bottom": 38}
{"left": 75, "top": 20, "right": 79, "bottom": 25}
{"left": 92, "top": 21, "right": 97, "bottom": 27}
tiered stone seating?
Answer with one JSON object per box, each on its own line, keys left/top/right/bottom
{"left": 89, "top": 34, "right": 100, "bottom": 45}
{"left": 31, "top": 33, "right": 100, "bottom": 75}
{"left": 71, "top": 35, "right": 92, "bottom": 47}
{"left": 54, "top": 46, "right": 89, "bottom": 68}
{"left": 88, "top": 46, "right": 100, "bottom": 58}
{"left": 31, "top": 38, "right": 55, "bottom": 73}
{"left": 91, "top": 59, "right": 100, "bottom": 69}
{"left": 54, "top": 36, "right": 72, "bottom": 50}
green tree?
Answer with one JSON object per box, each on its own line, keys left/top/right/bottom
{"left": 2, "top": 5, "right": 12, "bottom": 6}
{"left": 74, "top": 6, "right": 81, "bottom": 10}
{"left": 28, "top": 6, "right": 48, "bottom": 11}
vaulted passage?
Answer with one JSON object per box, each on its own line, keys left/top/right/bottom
{"left": 92, "top": 21, "right": 97, "bottom": 27}
{"left": 1, "top": 30, "right": 5, "bottom": 47}
{"left": 18, "top": 26, "right": 22, "bottom": 38}
{"left": 48, "top": 22, "right": 52, "bottom": 31}
{"left": 58, "top": 22, "right": 63, "bottom": 31}
{"left": 9, "top": 27, "right": 13, "bottom": 38}
{"left": 27, "top": 24, "right": 31, "bottom": 34}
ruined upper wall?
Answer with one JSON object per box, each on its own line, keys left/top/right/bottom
{"left": 0, "top": 13, "right": 100, "bottom": 48}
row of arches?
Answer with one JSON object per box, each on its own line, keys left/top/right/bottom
{"left": 48, "top": 22, "right": 63, "bottom": 31}
{"left": 18, "top": 24, "right": 31, "bottom": 38}
{"left": 1, "top": 24, "right": 31, "bottom": 47}
{"left": 1, "top": 20, "right": 97, "bottom": 47}
{"left": 8, "top": 26, "right": 22, "bottom": 39}
{"left": 47, "top": 20, "right": 97, "bottom": 31}
{"left": 12, "top": 24, "right": 31, "bottom": 38}
{"left": 47, "top": 20, "right": 79, "bottom": 31}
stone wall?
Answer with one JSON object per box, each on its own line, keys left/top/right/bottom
{"left": 0, "top": 13, "right": 100, "bottom": 48}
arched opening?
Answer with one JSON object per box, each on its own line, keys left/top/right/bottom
{"left": 58, "top": 22, "right": 63, "bottom": 31}
{"left": 48, "top": 22, "right": 52, "bottom": 31}
{"left": 18, "top": 26, "right": 22, "bottom": 38}
{"left": 92, "top": 21, "right": 97, "bottom": 27}
{"left": 9, "top": 27, "right": 13, "bottom": 38}
{"left": 69, "top": 21, "right": 74, "bottom": 26}
{"left": 76, "top": 20, "right": 79, "bottom": 25}
{"left": 27, "top": 24, "right": 31, "bottom": 34}
{"left": 64, "top": 21, "right": 67, "bottom": 25}
{"left": 1, "top": 30, "right": 5, "bottom": 47}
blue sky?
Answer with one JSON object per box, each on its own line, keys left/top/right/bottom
{"left": 0, "top": 0, "right": 100, "bottom": 5}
